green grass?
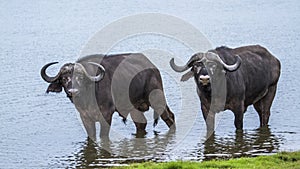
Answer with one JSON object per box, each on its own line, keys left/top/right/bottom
{"left": 116, "top": 151, "right": 300, "bottom": 169}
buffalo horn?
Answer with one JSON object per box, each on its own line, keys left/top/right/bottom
{"left": 40, "top": 62, "right": 61, "bottom": 83}
{"left": 170, "top": 53, "right": 205, "bottom": 72}
{"left": 75, "top": 62, "right": 105, "bottom": 82}
{"left": 206, "top": 52, "right": 241, "bottom": 71}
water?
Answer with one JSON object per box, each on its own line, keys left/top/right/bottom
{"left": 1, "top": 0, "right": 300, "bottom": 168}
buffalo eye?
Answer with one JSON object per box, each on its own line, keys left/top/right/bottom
{"left": 75, "top": 75, "right": 84, "bottom": 81}
{"left": 194, "top": 62, "right": 204, "bottom": 67}
{"left": 192, "top": 65, "right": 201, "bottom": 74}
{"left": 61, "top": 77, "right": 69, "bottom": 84}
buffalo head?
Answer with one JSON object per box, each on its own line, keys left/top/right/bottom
{"left": 41, "top": 62, "right": 105, "bottom": 102}
{"left": 170, "top": 52, "right": 241, "bottom": 90}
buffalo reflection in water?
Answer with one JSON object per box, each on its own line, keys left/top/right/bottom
{"left": 55, "top": 130, "right": 175, "bottom": 168}
{"left": 52, "top": 127, "right": 283, "bottom": 167}
{"left": 202, "top": 126, "right": 283, "bottom": 160}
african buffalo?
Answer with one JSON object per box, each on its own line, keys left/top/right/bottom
{"left": 41, "top": 53, "right": 175, "bottom": 140}
{"left": 170, "top": 45, "right": 280, "bottom": 133}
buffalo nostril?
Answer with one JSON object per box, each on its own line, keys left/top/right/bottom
{"left": 68, "top": 89, "right": 79, "bottom": 96}
{"left": 199, "top": 75, "right": 210, "bottom": 85}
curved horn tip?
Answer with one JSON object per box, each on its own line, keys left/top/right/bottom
{"left": 205, "top": 52, "right": 241, "bottom": 71}
{"left": 169, "top": 58, "right": 175, "bottom": 68}
{"left": 232, "top": 55, "right": 242, "bottom": 70}
{"left": 40, "top": 62, "right": 60, "bottom": 83}
{"left": 169, "top": 58, "right": 189, "bottom": 72}
{"left": 43, "top": 62, "right": 59, "bottom": 68}
{"left": 169, "top": 58, "right": 178, "bottom": 71}
{"left": 77, "top": 62, "right": 105, "bottom": 82}
{"left": 170, "top": 58, "right": 175, "bottom": 63}
{"left": 222, "top": 55, "right": 241, "bottom": 71}
{"left": 87, "top": 62, "right": 105, "bottom": 72}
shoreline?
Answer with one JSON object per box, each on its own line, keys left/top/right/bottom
{"left": 113, "top": 151, "right": 300, "bottom": 169}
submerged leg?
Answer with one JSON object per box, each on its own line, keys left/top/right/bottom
{"left": 153, "top": 111, "right": 159, "bottom": 127}
{"left": 159, "top": 105, "right": 175, "bottom": 129}
{"left": 201, "top": 103, "right": 215, "bottom": 137}
{"left": 254, "top": 84, "right": 277, "bottom": 127}
{"left": 99, "top": 111, "right": 113, "bottom": 139}
{"left": 233, "top": 101, "right": 246, "bottom": 130}
{"left": 130, "top": 110, "right": 147, "bottom": 135}
{"left": 148, "top": 87, "right": 175, "bottom": 129}
{"left": 80, "top": 114, "right": 96, "bottom": 141}
{"left": 234, "top": 111, "right": 244, "bottom": 130}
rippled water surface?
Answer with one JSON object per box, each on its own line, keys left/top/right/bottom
{"left": 1, "top": 0, "right": 300, "bottom": 168}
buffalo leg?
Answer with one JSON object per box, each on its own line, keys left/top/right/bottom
{"left": 153, "top": 111, "right": 159, "bottom": 127}
{"left": 80, "top": 115, "right": 96, "bottom": 141}
{"left": 233, "top": 102, "right": 246, "bottom": 130}
{"left": 254, "top": 84, "right": 277, "bottom": 127}
{"left": 99, "top": 112, "right": 112, "bottom": 138}
{"left": 159, "top": 105, "right": 175, "bottom": 129}
{"left": 153, "top": 106, "right": 175, "bottom": 128}
{"left": 234, "top": 112, "right": 244, "bottom": 130}
{"left": 130, "top": 110, "right": 147, "bottom": 135}
{"left": 148, "top": 88, "right": 175, "bottom": 129}
{"left": 201, "top": 103, "right": 215, "bottom": 137}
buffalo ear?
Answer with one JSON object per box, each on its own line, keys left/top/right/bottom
{"left": 181, "top": 70, "right": 194, "bottom": 82}
{"left": 46, "top": 83, "right": 62, "bottom": 93}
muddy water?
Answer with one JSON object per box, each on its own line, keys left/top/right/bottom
{"left": 1, "top": 0, "right": 300, "bottom": 168}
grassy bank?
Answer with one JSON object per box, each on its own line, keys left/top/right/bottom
{"left": 117, "top": 151, "right": 300, "bottom": 169}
